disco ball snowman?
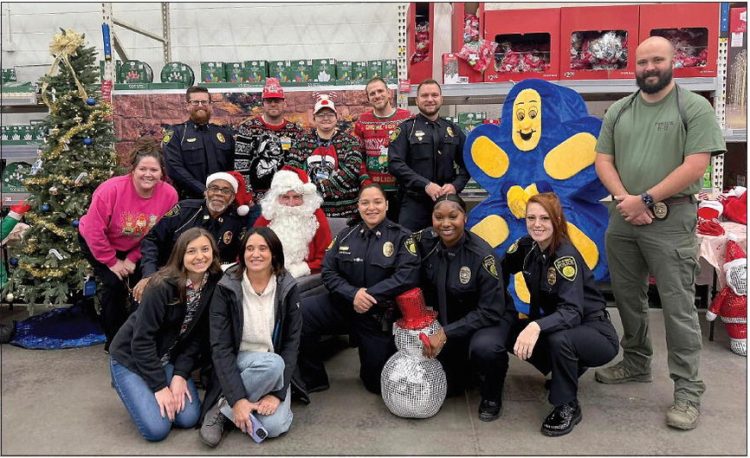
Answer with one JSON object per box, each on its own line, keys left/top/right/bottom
{"left": 381, "top": 287, "right": 447, "bottom": 418}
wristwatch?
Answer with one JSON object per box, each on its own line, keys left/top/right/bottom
{"left": 640, "top": 192, "right": 655, "bottom": 209}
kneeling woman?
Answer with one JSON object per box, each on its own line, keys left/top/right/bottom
{"left": 199, "top": 227, "right": 302, "bottom": 447}
{"left": 501, "top": 192, "right": 619, "bottom": 436}
{"left": 418, "top": 194, "right": 512, "bottom": 423}
{"left": 109, "top": 227, "right": 222, "bottom": 442}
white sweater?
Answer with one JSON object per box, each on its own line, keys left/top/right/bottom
{"left": 239, "top": 273, "right": 276, "bottom": 353}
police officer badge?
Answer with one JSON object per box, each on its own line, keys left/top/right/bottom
{"left": 446, "top": 126, "right": 454, "bottom": 137}
{"left": 547, "top": 267, "right": 557, "bottom": 286}
{"left": 459, "top": 266, "right": 471, "bottom": 284}
{"left": 415, "top": 130, "right": 425, "bottom": 141}
{"left": 554, "top": 256, "right": 578, "bottom": 281}
{"left": 383, "top": 241, "right": 395, "bottom": 257}
{"left": 653, "top": 201, "right": 668, "bottom": 220}
{"left": 222, "top": 231, "right": 233, "bottom": 245}
{"left": 216, "top": 132, "right": 226, "bottom": 143}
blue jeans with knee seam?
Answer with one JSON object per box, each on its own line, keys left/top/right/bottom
{"left": 236, "top": 351, "right": 293, "bottom": 438}
{"left": 110, "top": 357, "right": 201, "bottom": 441}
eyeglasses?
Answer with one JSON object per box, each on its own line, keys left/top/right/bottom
{"left": 188, "top": 100, "right": 211, "bottom": 106}
{"left": 207, "top": 185, "right": 234, "bottom": 196}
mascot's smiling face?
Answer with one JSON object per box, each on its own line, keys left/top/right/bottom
{"left": 512, "top": 88, "right": 542, "bottom": 151}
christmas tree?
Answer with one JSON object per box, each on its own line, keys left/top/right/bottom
{"left": 4, "top": 29, "right": 117, "bottom": 311}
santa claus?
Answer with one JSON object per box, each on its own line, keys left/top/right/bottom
{"left": 255, "top": 166, "right": 332, "bottom": 278}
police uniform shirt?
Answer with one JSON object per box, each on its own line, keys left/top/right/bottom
{"left": 321, "top": 219, "right": 420, "bottom": 305}
{"left": 140, "top": 199, "right": 246, "bottom": 278}
{"left": 163, "top": 121, "right": 235, "bottom": 199}
{"left": 387, "top": 114, "right": 470, "bottom": 194}
{"left": 501, "top": 236, "right": 607, "bottom": 333}
{"left": 415, "top": 228, "right": 508, "bottom": 339}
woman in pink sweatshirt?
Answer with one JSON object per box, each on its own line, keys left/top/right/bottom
{"left": 79, "top": 142, "right": 178, "bottom": 351}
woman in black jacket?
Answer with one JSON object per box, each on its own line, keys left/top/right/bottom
{"left": 501, "top": 192, "right": 618, "bottom": 437}
{"left": 199, "top": 227, "right": 302, "bottom": 447}
{"left": 109, "top": 227, "right": 222, "bottom": 442}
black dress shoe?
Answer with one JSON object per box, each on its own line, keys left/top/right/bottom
{"left": 541, "top": 401, "right": 582, "bottom": 437}
{"left": 478, "top": 399, "right": 502, "bottom": 422}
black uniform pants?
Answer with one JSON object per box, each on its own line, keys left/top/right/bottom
{"left": 398, "top": 192, "right": 434, "bottom": 232}
{"left": 438, "top": 325, "right": 509, "bottom": 402}
{"left": 78, "top": 234, "right": 141, "bottom": 348}
{"left": 503, "top": 314, "right": 619, "bottom": 406}
{"left": 298, "top": 292, "right": 396, "bottom": 394}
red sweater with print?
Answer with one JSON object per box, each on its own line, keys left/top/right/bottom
{"left": 353, "top": 108, "right": 412, "bottom": 192}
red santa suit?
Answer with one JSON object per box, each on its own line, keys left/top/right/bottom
{"left": 254, "top": 168, "right": 332, "bottom": 278}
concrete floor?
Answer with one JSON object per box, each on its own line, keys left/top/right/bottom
{"left": 0, "top": 307, "right": 746, "bottom": 456}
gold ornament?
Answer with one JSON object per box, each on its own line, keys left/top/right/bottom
{"left": 73, "top": 115, "right": 83, "bottom": 124}
{"left": 49, "top": 186, "right": 59, "bottom": 195}
{"left": 41, "top": 29, "right": 88, "bottom": 109}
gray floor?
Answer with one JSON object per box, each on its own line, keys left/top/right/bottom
{"left": 1, "top": 307, "right": 747, "bottom": 456}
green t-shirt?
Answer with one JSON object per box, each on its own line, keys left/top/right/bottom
{"left": 596, "top": 85, "right": 726, "bottom": 196}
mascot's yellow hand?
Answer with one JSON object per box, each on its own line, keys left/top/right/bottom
{"left": 471, "top": 136, "right": 510, "bottom": 178}
{"left": 543, "top": 133, "right": 597, "bottom": 180}
{"left": 470, "top": 214, "right": 509, "bottom": 249}
{"left": 506, "top": 183, "right": 540, "bottom": 219}
{"left": 566, "top": 221, "right": 599, "bottom": 269}
{"left": 514, "top": 272, "right": 531, "bottom": 304}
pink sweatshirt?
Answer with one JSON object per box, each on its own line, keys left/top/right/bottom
{"left": 79, "top": 175, "right": 178, "bottom": 267}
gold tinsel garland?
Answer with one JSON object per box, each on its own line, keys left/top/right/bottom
{"left": 38, "top": 102, "right": 113, "bottom": 161}
{"left": 23, "top": 213, "right": 70, "bottom": 238}
{"left": 40, "top": 29, "right": 88, "bottom": 110}
{"left": 18, "top": 261, "right": 67, "bottom": 279}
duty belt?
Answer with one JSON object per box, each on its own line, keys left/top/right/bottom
{"left": 584, "top": 309, "right": 611, "bottom": 322}
{"left": 652, "top": 195, "right": 695, "bottom": 220}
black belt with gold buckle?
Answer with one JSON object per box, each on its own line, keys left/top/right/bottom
{"left": 652, "top": 195, "right": 693, "bottom": 220}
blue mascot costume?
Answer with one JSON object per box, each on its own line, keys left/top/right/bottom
{"left": 464, "top": 79, "right": 608, "bottom": 314}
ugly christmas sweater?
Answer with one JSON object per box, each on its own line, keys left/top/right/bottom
{"left": 353, "top": 108, "right": 412, "bottom": 192}
{"left": 286, "top": 129, "right": 365, "bottom": 218}
{"left": 79, "top": 175, "right": 178, "bottom": 267}
{"left": 234, "top": 117, "right": 305, "bottom": 203}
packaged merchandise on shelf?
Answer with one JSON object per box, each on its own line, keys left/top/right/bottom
{"left": 457, "top": 112, "right": 487, "bottom": 133}
{"left": 382, "top": 59, "right": 398, "bottom": 82}
{"left": 290, "top": 59, "right": 313, "bottom": 83}
{"left": 119, "top": 60, "right": 153, "bottom": 83}
{"left": 336, "top": 60, "right": 353, "bottom": 83}
{"left": 726, "top": 7, "right": 747, "bottom": 129}
{"left": 442, "top": 53, "right": 461, "bottom": 84}
{"left": 224, "top": 62, "right": 247, "bottom": 83}
{"left": 651, "top": 28, "right": 708, "bottom": 68}
{"left": 463, "top": 12, "right": 481, "bottom": 44}
{"left": 268, "top": 60, "right": 293, "bottom": 83}
{"left": 159, "top": 61, "right": 194, "bottom": 85}
{"left": 99, "top": 60, "right": 123, "bottom": 82}
{"left": 494, "top": 36, "right": 551, "bottom": 73}
{"left": 367, "top": 60, "right": 384, "bottom": 78}
{"left": 2, "top": 68, "right": 17, "bottom": 83}
{"left": 569, "top": 30, "right": 628, "bottom": 70}
{"left": 244, "top": 60, "right": 268, "bottom": 83}
{"left": 412, "top": 19, "right": 430, "bottom": 63}
{"left": 352, "top": 61, "right": 369, "bottom": 82}
{"left": 201, "top": 61, "right": 226, "bottom": 83}
{"left": 312, "top": 58, "right": 336, "bottom": 83}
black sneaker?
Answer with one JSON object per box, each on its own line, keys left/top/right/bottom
{"left": 478, "top": 399, "right": 502, "bottom": 422}
{"left": 541, "top": 401, "right": 582, "bottom": 437}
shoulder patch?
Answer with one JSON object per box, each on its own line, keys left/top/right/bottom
{"left": 389, "top": 126, "right": 401, "bottom": 142}
{"left": 326, "top": 236, "right": 336, "bottom": 251}
{"left": 507, "top": 240, "right": 519, "bottom": 254}
{"left": 404, "top": 236, "right": 417, "bottom": 256}
{"left": 554, "top": 256, "right": 578, "bottom": 282}
{"left": 164, "top": 203, "right": 180, "bottom": 217}
{"left": 482, "top": 255, "right": 499, "bottom": 279}
{"left": 162, "top": 129, "right": 174, "bottom": 144}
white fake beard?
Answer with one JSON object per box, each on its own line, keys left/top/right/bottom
{"left": 268, "top": 205, "right": 319, "bottom": 267}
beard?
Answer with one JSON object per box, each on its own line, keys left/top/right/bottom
{"left": 268, "top": 204, "right": 319, "bottom": 267}
{"left": 636, "top": 67, "right": 673, "bottom": 94}
{"left": 190, "top": 108, "right": 210, "bottom": 125}
{"left": 418, "top": 104, "right": 440, "bottom": 117}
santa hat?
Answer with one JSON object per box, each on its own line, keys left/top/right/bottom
{"left": 271, "top": 166, "right": 318, "bottom": 196}
{"left": 205, "top": 172, "right": 253, "bottom": 216}
{"left": 313, "top": 94, "right": 336, "bottom": 115}
{"left": 262, "top": 77, "right": 285, "bottom": 99}
{"left": 723, "top": 188, "right": 747, "bottom": 225}
{"left": 697, "top": 199, "right": 725, "bottom": 236}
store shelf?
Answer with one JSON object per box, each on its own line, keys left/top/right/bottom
{"left": 724, "top": 128, "right": 747, "bottom": 143}
{"left": 406, "top": 77, "right": 719, "bottom": 99}
{"left": 113, "top": 83, "right": 396, "bottom": 96}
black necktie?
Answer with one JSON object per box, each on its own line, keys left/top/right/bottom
{"left": 436, "top": 249, "right": 449, "bottom": 326}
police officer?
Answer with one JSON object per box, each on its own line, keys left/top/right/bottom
{"left": 295, "top": 183, "right": 420, "bottom": 398}
{"left": 500, "top": 192, "right": 618, "bottom": 437}
{"left": 163, "top": 86, "right": 234, "bottom": 200}
{"left": 417, "top": 194, "right": 511, "bottom": 423}
{"left": 133, "top": 172, "right": 247, "bottom": 302}
{"left": 388, "top": 79, "right": 469, "bottom": 231}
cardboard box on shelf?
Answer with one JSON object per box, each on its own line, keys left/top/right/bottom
{"left": 352, "top": 61, "right": 369, "bottom": 83}
{"left": 245, "top": 61, "right": 267, "bottom": 84}
{"left": 312, "top": 59, "right": 336, "bottom": 83}
{"left": 200, "top": 62, "right": 226, "bottom": 83}
{"left": 382, "top": 59, "right": 398, "bottom": 82}
{"left": 336, "top": 61, "right": 353, "bottom": 83}
{"left": 367, "top": 60, "right": 384, "bottom": 79}
{"left": 443, "top": 53, "right": 460, "bottom": 84}
{"left": 268, "top": 60, "right": 293, "bottom": 83}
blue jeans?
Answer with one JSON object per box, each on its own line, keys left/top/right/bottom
{"left": 110, "top": 358, "right": 201, "bottom": 441}
{"left": 236, "top": 351, "right": 293, "bottom": 438}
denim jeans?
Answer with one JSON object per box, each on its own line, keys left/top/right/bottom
{"left": 236, "top": 351, "right": 293, "bottom": 438}
{"left": 110, "top": 358, "right": 201, "bottom": 441}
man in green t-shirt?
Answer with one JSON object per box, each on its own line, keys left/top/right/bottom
{"left": 593, "top": 36, "right": 726, "bottom": 431}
